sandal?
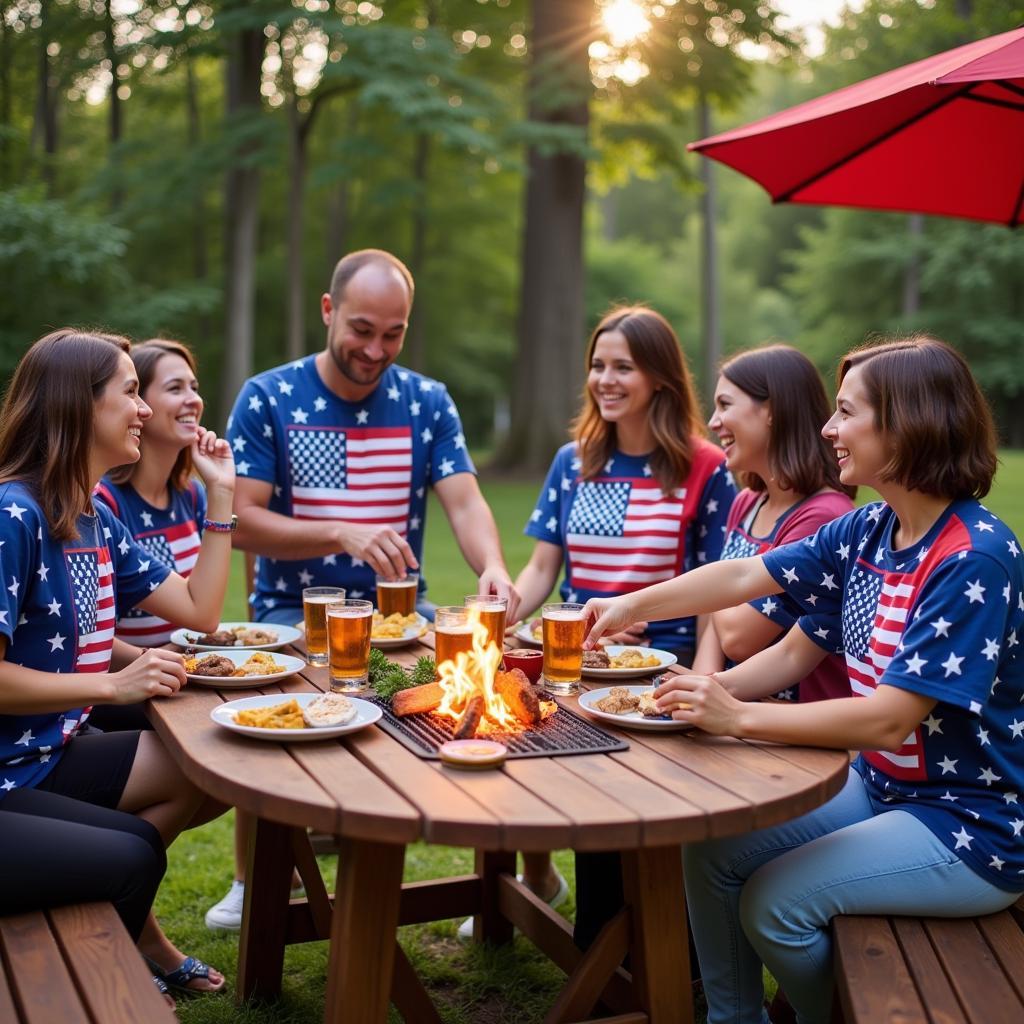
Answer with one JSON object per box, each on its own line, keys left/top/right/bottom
{"left": 149, "top": 955, "right": 226, "bottom": 995}
{"left": 152, "top": 974, "right": 175, "bottom": 1010}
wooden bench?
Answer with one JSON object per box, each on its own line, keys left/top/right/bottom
{"left": 832, "top": 898, "right": 1024, "bottom": 1023}
{"left": 0, "top": 901, "right": 176, "bottom": 1023}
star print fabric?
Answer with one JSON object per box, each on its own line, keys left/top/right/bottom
{"left": 720, "top": 488, "right": 854, "bottom": 701}
{"left": 0, "top": 482, "right": 170, "bottom": 790}
{"left": 227, "top": 357, "right": 474, "bottom": 615}
{"left": 762, "top": 499, "right": 1024, "bottom": 890}
{"left": 525, "top": 440, "right": 735, "bottom": 654}
{"left": 94, "top": 479, "right": 206, "bottom": 646}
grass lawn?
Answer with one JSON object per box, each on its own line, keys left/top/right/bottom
{"left": 165, "top": 454, "right": 1024, "bottom": 1023}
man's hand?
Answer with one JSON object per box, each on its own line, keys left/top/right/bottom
{"left": 582, "top": 596, "right": 636, "bottom": 648}
{"left": 476, "top": 567, "right": 521, "bottom": 622}
{"left": 337, "top": 522, "right": 419, "bottom": 579}
{"left": 107, "top": 649, "right": 187, "bottom": 703}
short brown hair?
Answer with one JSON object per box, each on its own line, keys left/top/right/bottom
{"left": 108, "top": 338, "right": 199, "bottom": 493}
{"left": 838, "top": 334, "right": 997, "bottom": 499}
{"left": 328, "top": 249, "right": 414, "bottom": 307}
{"left": 721, "top": 344, "right": 855, "bottom": 499}
{"left": 0, "top": 329, "right": 131, "bottom": 540}
{"left": 572, "top": 306, "right": 704, "bottom": 494}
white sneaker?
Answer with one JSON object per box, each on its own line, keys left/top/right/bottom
{"left": 205, "top": 880, "right": 245, "bottom": 932}
{"left": 456, "top": 868, "right": 570, "bottom": 941}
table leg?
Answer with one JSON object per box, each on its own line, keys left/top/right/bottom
{"left": 473, "top": 849, "right": 516, "bottom": 945}
{"left": 324, "top": 836, "right": 406, "bottom": 1024}
{"left": 237, "top": 818, "right": 296, "bottom": 1002}
{"left": 621, "top": 845, "right": 693, "bottom": 1024}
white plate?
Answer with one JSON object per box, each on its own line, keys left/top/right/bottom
{"left": 171, "top": 622, "right": 302, "bottom": 652}
{"left": 577, "top": 684, "right": 692, "bottom": 732}
{"left": 210, "top": 692, "right": 382, "bottom": 741}
{"left": 581, "top": 645, "right": 677, "bottom": 679}
{"left": 371, "top": 614, "right": 429, "bottom": 649}
{"left": 185, "top": 650, "right": 306, "bottom": 688}
{"left": 511, "top": 620, "right": 544, "bottom": 647}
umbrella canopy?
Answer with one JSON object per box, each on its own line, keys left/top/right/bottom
{"left": 689, "top": 26, "right": 1024, "bottom": 226}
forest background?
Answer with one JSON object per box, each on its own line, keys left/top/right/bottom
{"left": 3, "top": 0, "right": 1024, "bottom": 471}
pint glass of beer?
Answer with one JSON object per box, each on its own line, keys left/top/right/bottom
{"left": 434, "top": 606, "right": 474, "bottom": 668}
{"left": 464, "top": 594, "right": 507, "bottom": 653}
{"left": 326, "top": 599, "right": 373, "bottom": 692}
{"left": 376, "top": 573, "right": 419, "bottom": 617}
{"left": 541, "top": 602, "right": 586, "bottom": 694}
{"left": 303, "top": 586, "right": 346, "bottom": 667}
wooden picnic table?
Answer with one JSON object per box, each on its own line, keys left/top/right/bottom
{"left": 148, "top": 634, "right": 849, "bottom": 1024}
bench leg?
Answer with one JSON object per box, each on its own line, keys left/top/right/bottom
{"left": 237, "top": 818, "right": 295, "bottom": 1002}
{"left": 324, "top": 836, "right": 406, "bottom": 1024}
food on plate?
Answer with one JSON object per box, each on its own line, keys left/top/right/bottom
{"left": 582, "top": 649, "right": 610, "bottom": 669}
{"left": 186, "top": 653, "right": 238, "bottom": 677}
{"left": 234, "top": 699, "right": 304, "bottom": 729}
{"left": 195, "top": 629, "right": 237, "bottom": 647}
{"left": 608, "top": 648, "right": 661, "bottom": 669}
{"left": 302, "top": 692, "right": 357, "bottom": 728}
{"left": 188, "top": 625, "right": 280, "bottom": 647}
{"left": 594, "top": 687, "right": 640, "bottom": 715}
{"left": 529, "top": 619, "right": 543, "bottom": 638}
{"left": 232, "top": 652, "right": 286, "bottom": 676}
{"left": 371, "top": 611, "right": 422, "bottom": 638}
{"left": 638, "top": 690, "right": 664, "bottom": 717}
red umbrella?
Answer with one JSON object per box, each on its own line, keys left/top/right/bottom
{"left": 688, "top": 26, "right": 1024, "bottom": 226}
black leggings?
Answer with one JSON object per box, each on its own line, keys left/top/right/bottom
{"left": 0, "top": 787, "right": 166, "bottom": 941}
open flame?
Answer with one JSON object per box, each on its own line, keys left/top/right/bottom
{"left": 435, "top": 610, "right": 555, "bottom": 734}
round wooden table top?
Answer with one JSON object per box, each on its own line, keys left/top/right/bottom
{"left": 149, "top": 637, "right": 850, "bottom": 852}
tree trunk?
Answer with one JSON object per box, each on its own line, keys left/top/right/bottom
{"left": 185, "top": 53, "right": 209, "bottom": 352}
{"left": 104, "top": 0, "right": 123, "bottom": 211}
{"left": 325, "top": 104, "right": 358, "bottom": 270}
{"left": 220, "top": 23, "right": 265, "bottom": 428}
{"left": 698, "top": 94, "right": 720, "bottom": 408}
{"left": 902, "top": 213, "right": 922, "bottom": 317}
{"left": 285, "top": 92, "right": 307, "bottom": 361}
{"left": 497, "top": 0, "right": 590, "bottom": 472}
{"left": 404, "top": 130, "right": 431, "bottom": 373}
{"left": 0, "top": 3, "right": 12, "bottom": 187}
{"left": 33, "top": 0, "right": 58, "bottom": 196}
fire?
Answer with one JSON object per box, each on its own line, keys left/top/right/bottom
{"left": 435, "top": 610, "right": 555, "bottom": 734}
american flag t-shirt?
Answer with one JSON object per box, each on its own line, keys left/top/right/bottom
{"left": 65, "top": 546, "right": 116, "bottom": 672}
{"left": 567, "top": 479, "right": 685, "bottom": 592}
{"left": 288, "top": 425, "right": 412, "bottom": 533}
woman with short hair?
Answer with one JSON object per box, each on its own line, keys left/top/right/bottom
{"left": 583, "top": 335, "right": 1024, "bottom": 1024}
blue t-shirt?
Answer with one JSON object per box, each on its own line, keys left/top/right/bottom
{"left": 525, "top": 440, "right": 735, "bottom": 654}
{"left": 762, "top": 499, "right": 1024, "bottom": 891}
{"left": 226, "top": 357, "right": 475, "bottom": 617}
{"left": 94, "top": 478, "right": 206, "bottom": 646}
{"left": 0, "top": 482, "right": 171, "bottom": 790}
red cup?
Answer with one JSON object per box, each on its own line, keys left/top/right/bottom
{"left": 502, "top": 649, "right": 544, "bottom": 684}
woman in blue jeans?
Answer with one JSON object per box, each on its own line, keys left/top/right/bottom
{"left": 582, "top": 335, "right": 1024, "bottom": 1024}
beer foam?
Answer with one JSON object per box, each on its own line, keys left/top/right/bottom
{"left": 543, "top": 609, "right": 586, "bottom": 621}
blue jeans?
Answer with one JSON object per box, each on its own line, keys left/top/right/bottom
{"left": 685, "top": 768, "right": 1018, "bottom": 1024}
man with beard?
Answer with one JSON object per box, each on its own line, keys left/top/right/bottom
{"left": 226, "top": 248, "right": 518, "bottom": 626}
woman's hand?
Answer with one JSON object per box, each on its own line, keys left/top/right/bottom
{"left": 107, "top": 648, "right": 187, "bottom": 703}
{"left": 653, "top": 672, "right": 744, "bottom": 735}
{"left": 190, "top": 427, "right": 235, "bottom": 493}
{"left": 582, "top": 596, "right": 637, "bottom": 648}
{"left": 606, "top": 621, "right": 648, "bottom": 646}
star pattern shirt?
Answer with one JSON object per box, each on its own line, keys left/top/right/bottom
{"left": 762, "top": 499, "right": 1024, "bottom": 891}
{"left": 226, "top": 357, "right": 474, "bottom": 616}
{"left": 525, "top": 441, "right": 735, "bottom": 654}
{"left": 0, "top": 482, "right": 170, "bottom": 790}
{"left": 94, "top": 479, "right": 206, "bottom": 646}
{"left": 720, "top": 489, "right": 854, "bottom": 702}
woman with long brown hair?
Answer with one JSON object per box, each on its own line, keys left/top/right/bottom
{"left": 0, "top": 329, "right": 234, "bottom": 1000}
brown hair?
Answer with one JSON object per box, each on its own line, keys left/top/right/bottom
{"left": 572, "top": 306, "right": 704, "bottom": 493}
{"left": 721, "top": 344, "right": 855, "bottom": 499}
{"left": 328, "top": 248, "right": 415, "bottom": 306}
{"left": 0, "top": 329, "right": 131, "bottom": 540}
{"left": 108, "top": 338, "right": 198, "bottom": 492}
{"left": 838, "top": 334, "right": 997, "bottom": 499}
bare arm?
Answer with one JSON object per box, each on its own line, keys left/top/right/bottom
{"left": 232, "top": 476, "right": 418, "bottom": 579}
{"left": 690, "top": 616, "right": 726, "bottom": 674}
{"left": 511, "top": 540, "right": 563, "bottom": 624}
{"left": 656, "top": 671, "right": 934, "bottom": 752}
{"left": 584, "top": 555, "right": 781, "bottom": 646}
{"left": 110, "top": 638, "right": 144, "bottom": 670}
{"left": 434, "top": 473, "right": 519, "bottom": 618}
{"left": 714, "top": 624, "right": 827, "bottom": 701}
{"left": 712, "top": 603, "right": 784, "bottom": 663}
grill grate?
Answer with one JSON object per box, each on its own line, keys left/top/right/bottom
{"left": 369, "top": 697, "right": 628, "bottom": 760}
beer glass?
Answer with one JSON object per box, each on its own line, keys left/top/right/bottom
{"left": 326, "top": 599, "right": 373, "bottom": 692}
{"left": 302, "top": 586, "right": 346, "bottom": 667}
{"left": 376, "top": 573, "right": 419, "bottom": 617}
{"left": 541, "top": 602, "right": 586, "bottom": 694}
{"left": 434, "top": 606, "right": 474, "bottom": 668}
{"left": 464, "top": 594, "right": 507, "bottom": 653}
